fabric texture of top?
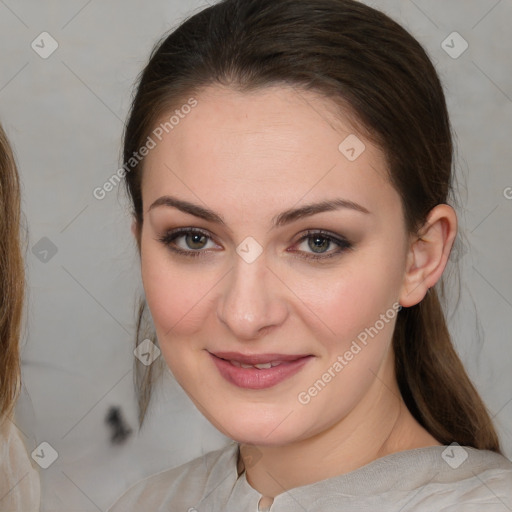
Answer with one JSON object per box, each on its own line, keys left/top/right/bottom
{"left": 108, "top": 440, "right": 512, "bottom": 512}
{"left": 0, "top": 418, "right": 40, "bottom": 512}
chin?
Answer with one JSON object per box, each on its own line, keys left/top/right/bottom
{"left": 225, "top": 429, "right": 294, "bottom": 447}
{"left": 209, "top": 411, "right": 305, "bottom": 447}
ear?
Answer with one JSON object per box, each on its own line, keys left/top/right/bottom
{"left": 399, "top": 204, "right": 457, "bottom": 307}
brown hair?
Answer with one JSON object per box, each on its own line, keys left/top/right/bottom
{"left": 0, "top": 123, "right": 24, "bottom": 423}
{"left": 122, "top": 0, "right": 500, "bottom": 451}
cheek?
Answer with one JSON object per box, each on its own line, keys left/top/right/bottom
{"left": 290, "top": 263, "right": 402, "bottom": 427}
{"left": 289, "top": 251, "right": 404, "bottom": 350}
{"left": 140, "top": 249, "right": 216, "bottom": 386}
{"left": 140, "top": 241, "right": 216, "bottom": 338}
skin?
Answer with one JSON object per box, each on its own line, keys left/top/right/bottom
{"left": 135, "top": 85, "right": 457, "bottom": 500}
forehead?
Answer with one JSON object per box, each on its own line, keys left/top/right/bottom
{"left": 141, "top": 85, "right": 397, "bottom": 219}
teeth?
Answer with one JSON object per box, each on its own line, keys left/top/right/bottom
{"left": 254, "top": 362, "right": 272, "bottom": 369}
{"left": 229, "top": 360, "right": 283, "bottom": 369}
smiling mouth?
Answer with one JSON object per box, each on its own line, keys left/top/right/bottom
{"left": 210, "top": 350, "right": 311, "bottom": 365}
{"left": 227, "top": 359, "right": 282, "bottom": 369}
{"left": 208, "top": 351, "right": 314, "bottom": 389}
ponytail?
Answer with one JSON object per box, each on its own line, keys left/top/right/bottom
{"left": 394, "top": 286, "right": 500, "bottom": 452}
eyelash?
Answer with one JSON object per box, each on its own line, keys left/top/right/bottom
{"left": 157, "top": 228, "right": 353, "bottom": 262}
{"left": 290, "top": 230, "right": 353, "bottom": 261}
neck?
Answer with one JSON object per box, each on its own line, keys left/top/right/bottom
{"left": 238, "top": 367, "right": 440, "bottom": 498}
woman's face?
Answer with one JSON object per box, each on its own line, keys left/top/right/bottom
{"left": 139, "top": 85, "right": 411, "bottom": 446}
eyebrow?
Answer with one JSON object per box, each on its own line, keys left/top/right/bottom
{"left": 148, "top": 195, "right": 370, "bottom": 228}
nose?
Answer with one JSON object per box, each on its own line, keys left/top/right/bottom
{"left": 216, "top": 254, "right": 289, "bottom": 340}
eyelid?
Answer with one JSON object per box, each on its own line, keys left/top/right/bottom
{"left": 288, "top": 229, "right": 353, "bottom": 260}
{"left": 156, "top": 227, "right": 222, "bottom": 258}
{"left": 293, "top": 229, "right": 351, "bottom": 246}
{"left": 157, "top": 227, "right": 352, "bottom": 260}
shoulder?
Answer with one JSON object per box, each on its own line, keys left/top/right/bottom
{"left": 391, "top": 446, "right": 512, "bottom": 510}
{"left": 313, "top": 444, "right": 512, "bottom": 510}
{"left": 437, "top": 447, "right": 512, "bottom": 508}
{"left": 107, "top": 441, "right": 239, "bottom": 512}
{"left": 0, "top": 419, "right": 41, "bottom": 512}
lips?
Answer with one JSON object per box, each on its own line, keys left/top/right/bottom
{"left": 211, "top": 351, "right": 310, "bottom": 365}
{"left": 230, "top": 360, "right": 282, "bottom": 369}
{"left": 209, "top": 351, "right": 313, "bottom": 389}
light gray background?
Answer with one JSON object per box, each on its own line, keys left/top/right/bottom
{"left": 0, "top": 0, "right": 511, "bottom": 510}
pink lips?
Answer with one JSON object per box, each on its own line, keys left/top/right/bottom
{"left": 209, "top": 351, "right": 313, "bottom": 389}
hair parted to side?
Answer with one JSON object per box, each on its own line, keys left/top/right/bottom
{"left": 122, "top": 0, "right": 500, "bottom": 451}
{"left": 0, "top": 123, "right": 24, "bottom": 424}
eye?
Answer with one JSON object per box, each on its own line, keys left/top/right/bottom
{"left": 157, "top": 228, "right": 220, "bottom": 258}
{"left": 290, "top": 230, "right": 352, "bottom": 261}
{"left": 157, "top": 227, "right": 352, "bottom": 261}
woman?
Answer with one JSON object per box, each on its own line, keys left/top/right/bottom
{"left": 0, "top": 123, "right": 40, "bottom": 510}
{"left": 109, "top": 0, "right": 512, "bottom": 510}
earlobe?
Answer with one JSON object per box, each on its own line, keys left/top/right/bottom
{"left": 399, "top": 204, "right": 457, "bottom": 307}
